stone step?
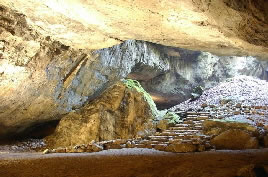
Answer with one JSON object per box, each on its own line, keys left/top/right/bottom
{"left": 173, "top": 135, "right": 198, "bottom": 139}
{"left": 174, "top": 124, "right": 190, "bottom": 127}
{"left": 169, "top": 127, "right": 202, "bottom": 131}
{"left": 196, "top": 116, "right": 209, "bottom": 120}
{"left": 187, "top": 112, "right": 199, "bottom": 115}
{"left": 135, "top": 144, "right": 148, "bottom": 148}
{"left": 150, "top": 138, "right": 170, "bottom": 142}
{"left": 148, "top": 141, "right": 167, "bottom": 145}
{"left": 160, "top": 132, "right": 178, "bottom": 136}
{"left": 169, "top": 127, "right": 192, "bottom": 130}
{"left": 199, "top": 112, "right": 210, "bottom": 114}
{"left": 185, "top": 117, "right": 198, "bottom": 121}
{"left": 183, "top": 120, "right": 194, "bottom": 124}
{"left": 149, "top": 135, "right": 174, "bottom": 138}
{"left": 187, "top": 115, "right": 198, "bottom": 118}
{"left": 165, "top": 129, "right": 200, "bottom": 133}
{"left": 151, "top": 143, "right": 169, "bottom": 148}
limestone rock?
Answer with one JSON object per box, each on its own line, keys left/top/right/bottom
{"left": 203, "top": 120, "right": 258, "bottom": 136}
{"left": 140, "top": 50, "right": 268, "bottom": 108}
{"left": 166, "top": 143, "right": 197, "bottom": 153}
{"left": 1, "top": 0, "right": 268, "bottom": 58}
{"left": 45, "top": 82, "right": 154, "bottom": 148}
{"left": 91, "top": 144, "right": 103, "bottom": 152}
{"left": 0, "top": 4, "right": 168, "bottom": 138}
{"left": 156, "top": 119, "right": 169, "bottom": 131}
{"left": 211, "top": 129, "right": 259, "bottom": 150}
{"left": 154, "top": 144, "right": 167, "bottom": 151}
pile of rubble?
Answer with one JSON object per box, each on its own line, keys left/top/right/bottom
{"left": 0, "top": 139, "right": 45, "bottom": 153}
{"left": 170, "top": 76, "right": 268, "bottom": 111}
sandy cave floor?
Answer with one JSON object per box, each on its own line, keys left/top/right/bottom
{"left": 0, "top": 148, "right": 268, "bottom": 177}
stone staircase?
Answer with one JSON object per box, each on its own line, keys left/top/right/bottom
{"left": 133, "top": 111, "right": 212, "bottom": 152}
{"left": 46, "top": 104, "right": 268, "bottom": 154}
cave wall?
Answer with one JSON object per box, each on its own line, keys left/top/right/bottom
{"left": 0, "top": 6, "right": 168, "bottom": 137}
{"left": 138, "top": 45, "right": 268, "bottom": 108}
{"left": 1, "top": 2, "right": 268, "bottom": 138}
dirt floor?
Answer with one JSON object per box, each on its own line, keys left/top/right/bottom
{"left": 0, "top": 148, "right": 268, "bottom": 177}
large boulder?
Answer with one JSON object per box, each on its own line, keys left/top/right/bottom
{"left": 45, "top": 82, "right": 154, "bottom": 148}
{"left": 211, "top": 129, "right": 259, "bottom": 150}
{"left": 203, "top": 120, "right": 258, "bottom": 136}
{"left": 202, "top": 120, "right": 260, "bottom": 150}
{"left": 1, "top": 0, "right": 268, "bottom": 58}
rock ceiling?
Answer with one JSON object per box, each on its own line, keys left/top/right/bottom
{"left": 1, "top": 0, "right": 268, "bottom": 59}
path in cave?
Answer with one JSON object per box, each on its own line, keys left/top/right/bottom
{"left": 0, "top": 149, "right": 268, "bottom": 177}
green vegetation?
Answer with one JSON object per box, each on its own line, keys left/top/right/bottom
{"left": 123, "top": 79, "right": 159, "bottom": 117}
{"left": 162, "top": 111, "right": 182, "bottom": 124}
{"left": 122, "top": 79, "right": 181, "bottom": 124}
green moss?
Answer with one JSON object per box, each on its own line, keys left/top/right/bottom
{"left": 123, "top": 79, "right": 158, "bottom": 117}
{"left": 162, "top": 111, "right": 182, "bottom": 124}
{"left": 122, "top": 79, "right": 181, "bottom": 123}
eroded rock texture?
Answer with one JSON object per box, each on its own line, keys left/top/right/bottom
{"left": 0, "top": 6, "right": 167, "bottom": 138}
{"left": 45, "top": 82, "right": 154, "bottom": 148}
{"left": 1, "top": 0, "right": 268, "bottom": 58}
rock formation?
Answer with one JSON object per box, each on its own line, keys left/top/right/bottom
{"left": 0, "top": 5, "right": 168, "bottom": 137}
{"left": 1, "top": 0, "right": 268, "bottom": 58}
{"left": 138, "top": 47, "right": 268, "bottom": 108}
{"left": 45, "top": 81, "right": 154, "bottom": 148}
{"left": 0, "top": 1, "right": 268, "bottom": 140}
{"left": 203, "top": 120, "right": 260, "bottom": 150}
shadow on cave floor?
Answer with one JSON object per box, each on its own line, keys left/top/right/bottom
{"left": 0, "top": 120, "right": 60, "bottom": 152}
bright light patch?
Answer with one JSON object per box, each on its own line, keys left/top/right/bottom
{"left": 0, "top": 63, "right": 26, "bottom": 75}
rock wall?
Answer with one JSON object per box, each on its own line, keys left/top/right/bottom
{"left": 131, "top": 45, "right": 268, "bottom": 109}
{"left": 0, "top": 6, "right": 167, "bottom": 138}
{"left": 45, "top": 82, "right": 154, "bottom": 148}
